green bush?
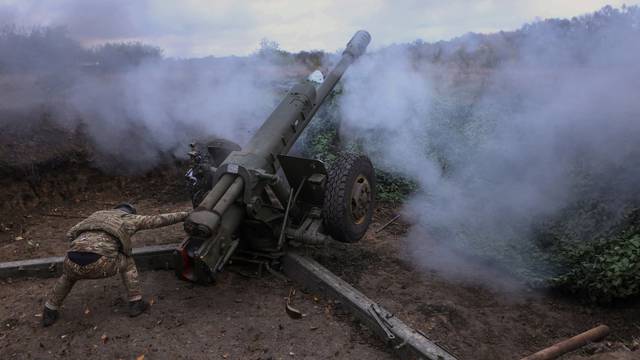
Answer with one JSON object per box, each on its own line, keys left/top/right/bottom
{"left": 305, "top": 129, "right": 339, "bottom": 165}
{"left": 552, "top": 233, "right": 640, "bottom": 302}
{"left": 375, "top": 170, "right": 418, "bottom": 203}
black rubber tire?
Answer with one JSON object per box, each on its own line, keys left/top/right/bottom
{"left": 323, "top": 153, "right": 376, "bottom": 243}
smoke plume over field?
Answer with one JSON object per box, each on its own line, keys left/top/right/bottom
{"left": 338, "top": 6, "right": 640, "bottom": 281}
{"left": 0, "top": 25, "right": 294, "bottom": 171}
{"left": 1, "top": 3, "right": 639, "bottom": 289}
{"left": 62, "top": 58, "right": 282, "bottom": 169}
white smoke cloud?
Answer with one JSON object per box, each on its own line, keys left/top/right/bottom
{"left": 1, "top": 1, "right": 639, "bottom": 286}
{"left": 338, "top": 6, "right": 640, "bottom": 282}
{"left": 0, "top": 25, "right": 293, "bottom": 171}
{"left": 60, "top": 58, "right": 281, "bottom": 169}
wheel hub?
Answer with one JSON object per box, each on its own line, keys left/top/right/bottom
{"left": 350, "top": 174, "right": 371, "bottom": 224}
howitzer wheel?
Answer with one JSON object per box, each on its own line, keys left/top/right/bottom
{"left": 323, "top": 153, "right": 375, "bottom": 243}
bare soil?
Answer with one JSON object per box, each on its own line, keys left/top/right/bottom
{"left": 1, "top": 136, "right": 639, "bottom": 359}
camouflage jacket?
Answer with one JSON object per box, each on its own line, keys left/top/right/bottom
{"left": 67, "top": 210, "right": 189, "bottom": 256}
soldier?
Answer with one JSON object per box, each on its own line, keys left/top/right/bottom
{"left": 42, "top": 203, "right": 189, "bottom": 327}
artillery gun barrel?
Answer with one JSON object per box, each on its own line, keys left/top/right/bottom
{"left": 310, "top": 30, "right": 370, "bottom": 118}
{"left": 244, "top": 30, "right": 371, "bottom": 162}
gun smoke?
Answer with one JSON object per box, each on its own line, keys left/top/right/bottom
{"left": 0, "top": 26, "right": 290, "bottom": 171}
{"left": 2, "top": 4, "right": 639, "bottom": 286}
{"left": 338, "top": 6, "right": 640, "bottom": 284}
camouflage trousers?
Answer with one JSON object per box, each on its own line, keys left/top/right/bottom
{"left": 45, "top": 254, "right": 142, "bottom": 310}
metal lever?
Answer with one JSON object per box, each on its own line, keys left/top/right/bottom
{"left": 368, "top": 303, "right": 396, "bottom": 341}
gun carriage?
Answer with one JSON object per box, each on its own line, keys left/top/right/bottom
{"left": 177, "top": 31, "right": 375, "bottom": 283}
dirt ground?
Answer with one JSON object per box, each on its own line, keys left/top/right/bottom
{"left": 1, "top": 154, "right": 639, "bottom": 359}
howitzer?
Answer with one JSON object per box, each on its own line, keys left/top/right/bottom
{"left": 176, "top": 31, "right": 375, "bottom": 283}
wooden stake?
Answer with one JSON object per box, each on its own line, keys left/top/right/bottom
{"left": 375, "top": 214, "right": 401, "bottom": 233}
{"left": 521, "top": 325, "right": 610, "bottom": 360}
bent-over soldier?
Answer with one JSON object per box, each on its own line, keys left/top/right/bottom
{"left": 42, "top": 203, "right": 188, "bottom": 327}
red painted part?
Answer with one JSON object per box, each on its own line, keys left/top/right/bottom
{"left": 179, "top": 243, "right": 194, "bottom": 281}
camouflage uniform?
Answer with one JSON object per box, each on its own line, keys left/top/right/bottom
{"left": 45, "top": 210, "right": 188, "bottom": 310}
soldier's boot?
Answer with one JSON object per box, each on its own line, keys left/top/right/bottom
{"left": 42, "top": 307, "right": 59, "bottom": 327}
{"left": 128, "top": 299, "right": 149, "bottom": 317}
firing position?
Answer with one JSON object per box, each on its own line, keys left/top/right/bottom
{"left": 42, "top": 203, "right": 189, "bottom": 327}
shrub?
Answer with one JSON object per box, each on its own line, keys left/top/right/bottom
{"left": 89, "top": 42, "right": 163, "bottom": 70}
{"left": 552, "top": 233, "right": 640, "bottom": 302}
{"left": 375, "top": 170, "right": 418, "bottom": 203}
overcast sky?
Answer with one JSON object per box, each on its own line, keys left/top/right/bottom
{"left": 0, "top": 0, "right": 636, "bottom": 57}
